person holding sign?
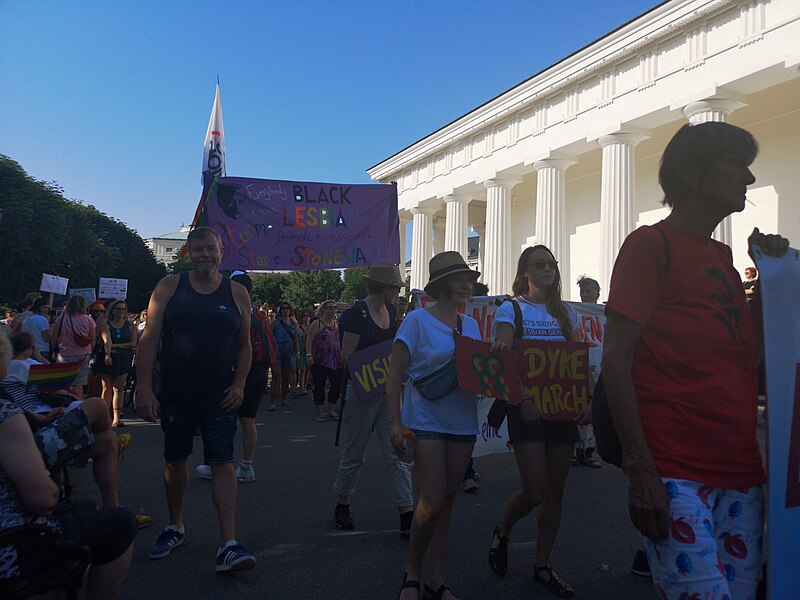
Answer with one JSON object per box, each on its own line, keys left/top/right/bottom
{"left": 388, "top": 252, "right": 488, "bottom": 600}
{"left": 602, "top": 122, "right": 790, "bottom": 600}
{"left": 488, "top": 246, "right": 590, "bottom": 599}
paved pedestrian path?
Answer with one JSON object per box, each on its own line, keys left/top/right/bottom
{"left": 73, "top": 392, "right": 660, "bottom": 599}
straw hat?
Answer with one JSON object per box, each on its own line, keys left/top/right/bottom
{"left": 362, "top": 264, "right": 404, "bottom": 288}
{"left": 424, "top": 251, "right": 480, "bottom": 294}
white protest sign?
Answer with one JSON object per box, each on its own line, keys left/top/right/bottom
{"left": 754, "top": 245, "right": 800, "bottom": 600}
{"left": 98, "top": 277, "right": 128, "bottom": 299}
{"left": 40, "top": 273, "right": 69, "bottom": 295}
{"left": 69, "top": 288, "right": 96, "bottom": 303}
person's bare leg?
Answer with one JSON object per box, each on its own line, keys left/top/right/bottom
{"left": 100, "top": 376, "right": 113, "bottom": 411}
{"left": 494, "top": 442, "right": 547, "bottom": 541}
{"left": 111, "top": 375, "right": 126, "bottom": 425}
{"left": 534, "top": 444, "right": 573, "bottom": 568}
{"left": 240, "top": 417, "right": 257, "bottom": 463}
{"left": 164, "top": 459, "right": 188, "bottom": 527}
{"left": 89, "top": 430, "right": 120, "bottom": 507}
{"left": 210, "top": 463, "right": 237, "bottom": 544}
{"left": 79, "top": 397, "right": 119, "bottom": 507}
{"left": 402, "top": 439, "right": 446, "bottom": 600}
{"left": 424, "top": 442, "right": 473, "bottom": 599}
{"left": 84, "top": 540, "right": 134, "bottom": 600}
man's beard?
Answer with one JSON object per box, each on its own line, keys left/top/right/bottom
{"left": 195, "top": 261, "right": 218, "bottom": 277}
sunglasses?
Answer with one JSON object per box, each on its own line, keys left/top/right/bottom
{"left": 531, "top": 259, "right": 558, "bottom": 271}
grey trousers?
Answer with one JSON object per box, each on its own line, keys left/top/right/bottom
{"left": 333, "top": 386, "right": 413, "bottom": 508}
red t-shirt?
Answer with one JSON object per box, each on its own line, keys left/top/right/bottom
{"left": 606, "top": 220, "right": 764, "bottom": 489}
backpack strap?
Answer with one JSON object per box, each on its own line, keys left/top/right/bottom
{"left": 653, "top": 223, "right": 671, "bottom": 274}
{"left": 511, "top": 299, "right": 523, "bottom": 341}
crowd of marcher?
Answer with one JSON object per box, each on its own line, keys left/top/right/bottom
{"left": 0, "top": 121, "right": 791, "bottom": 599}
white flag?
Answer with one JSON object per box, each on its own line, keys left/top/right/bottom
{"left": 202, "top": 83, "right": 226, "bottom": 185}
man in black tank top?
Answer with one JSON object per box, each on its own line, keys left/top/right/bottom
{"left": 136, "top": 226, "right": 257, "bottom": 573}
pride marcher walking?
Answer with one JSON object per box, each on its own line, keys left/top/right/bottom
{"left": 305, "top": 300, "right": 344, "bottom": 422}
{"left": 50, "top": 294, "right": 96, "bottom": 397}
{"left": 332, "top": 264, "right": 414, "bottom": 535}
{"left": 487, "top": 245, "right": 591, "bottom": 598}
{"left": 389, "top": 252, "right": 492, "bottom": 600}
{"left": 136, "top": 226, "right": 256, "bottom": 573}
{"left": 602, "top": 122, "right": 790, "bottom": 599}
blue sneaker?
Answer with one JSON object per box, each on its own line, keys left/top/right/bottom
{"left": 147, "top": 527, "right": 185, "bottom": 559}
{"left": 216, "top": 542, "right": 256, "bottom": 572}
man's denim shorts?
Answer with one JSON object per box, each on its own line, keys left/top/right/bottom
{"left": 160, "top": 396, "right": 236, "bottom": 464}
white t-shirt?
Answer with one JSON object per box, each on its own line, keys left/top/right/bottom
{"left": 22, "top": 314, "right": 50, "bottom": 352}
{"left": 492, "top": 296, "right": 578, "bottom": 341}
{"left": 396, "top": 309, "right": 482, "bottom": 436}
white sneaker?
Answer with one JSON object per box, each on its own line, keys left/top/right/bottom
{"left": 236, "top": 466, "right": 256, "bottom": 483}
{"left": 196, "top": 464, "right": 212, "bottom": 480}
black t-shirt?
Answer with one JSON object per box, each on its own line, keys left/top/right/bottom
{"left": 341, "top": 300, "right": 397, "bottom": 351}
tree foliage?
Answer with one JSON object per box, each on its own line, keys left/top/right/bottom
{"left": 250, "top": 273, "right": 285, "bottom": 307}
{"left": 0, "top": 155, "right": 167, "bottom": 311}
{"left": 341, "top": 267, "right": 369, "bottom": 303}
{"left": 280, "top": 270, "right": 343, "bottom": 311}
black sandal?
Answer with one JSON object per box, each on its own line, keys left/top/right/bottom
{"left": 398, "top": 571, "right": 420, "bottom": 600}
{"left": 534, "top": 564, "right": 574, "bottom": 598}
{"left": 422, "top": 583, "right": 450, "bottom": 600}
{"left": 488, "top": 525, "right": 508, "bottom": 576}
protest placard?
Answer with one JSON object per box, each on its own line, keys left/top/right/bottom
{"left": 516, "top": 339, "right": 591, "bottom": 421}
{"left": 455, "top": 337, "right": 522, "bottom": 404}
{"left": 204, "top": 176, "right": 400, "bottom": 271}
{"left": 346, "top": 338, "right": 394, "bottom": 402}
{"left": 754, "top": 244, "right": 800, "bottom": 599}
{"left": 99, "top": 277, "right": 128, "bottom": 299}
{"left": 40, "top": 273, "right": 69, "bottom": 295}
{"left": 69, "top": 288, "right": 96, "bottom": 303}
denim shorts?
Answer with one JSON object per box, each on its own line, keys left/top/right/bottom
{"left": 160, "top": 397, "right": 237, "bottom": 464}
{"left": 411, "top": 429, "right": 477, "bottom": 444}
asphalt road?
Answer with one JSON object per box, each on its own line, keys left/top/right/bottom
{"left": 71, "top": 393, "right": 661, "bottom": 600}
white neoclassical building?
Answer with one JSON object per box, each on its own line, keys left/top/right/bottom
{"left": 368, "top": 0, "right": 800, "bottom": 301}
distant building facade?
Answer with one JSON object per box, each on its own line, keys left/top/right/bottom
{"left": 145, "top": 226, "right": 190, "bottom": 265}
{"left": 370, "top": 0, "right": 800, "bottom": 302}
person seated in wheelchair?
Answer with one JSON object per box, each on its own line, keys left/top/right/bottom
{"left": 0, "top": 332, "right": 136, "bottom": 599}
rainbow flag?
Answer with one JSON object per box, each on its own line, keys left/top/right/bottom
{"left": 28, "top": 360, "right": 83, "bottom": 392}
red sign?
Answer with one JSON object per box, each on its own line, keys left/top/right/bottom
{"left": 455, "top": 338, "right": 522, "bottom": 404}
{"left": 516, "top": 340, "right": 591, "bottom": 421}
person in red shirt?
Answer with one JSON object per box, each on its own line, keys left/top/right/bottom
{"left": 602, "top": 122, "right": 790, "bottom": 600}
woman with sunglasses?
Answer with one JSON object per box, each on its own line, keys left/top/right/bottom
{"left": 305, "top": 301, "right": 344, "bottom": 421}
{"left": 270, "top": 302, "right": 299, "bottom": 410}
{"left": 487, "top": 246, "right": 590, "bottom": 598}
{"left": 95, "top": 299, "right": 138, "bottom": 427}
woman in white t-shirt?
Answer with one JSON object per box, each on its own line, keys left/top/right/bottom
{"left": 389, "top": 251, "right": 498, "bottom": 600}
{"left": 487, "top": 245, "right": 591, "bottom": 599}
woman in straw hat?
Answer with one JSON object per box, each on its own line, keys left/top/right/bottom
{"left": 332, "top": 264, "right": 414, "bottom": 536}
{"left": 487, "top": 245, "right": 591, "bottom": 598}
{"left": 389, "top": 251, "right": 498, "bottom": 600}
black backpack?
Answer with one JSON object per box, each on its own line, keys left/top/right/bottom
{"left": 592, "top": 223, "right": 671, "bottom": 468}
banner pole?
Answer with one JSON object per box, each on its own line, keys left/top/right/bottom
{"left": 334, "top": 370, "right": 349, "bottom": 447}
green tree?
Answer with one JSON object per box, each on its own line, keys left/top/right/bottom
{"left": 0, "top": 155, "right": 166, "bottom": 311}
{"left": 251, "top": 273, "right": 287, "bottom": 306}
{"left": 341, "top": 267, "right": 369, "bottom": 303}
{"left": 168, "top": 252, "right": 194, "bottom": 275}
{"left": 281, "top": 270, "right": 343, "bottom": 309}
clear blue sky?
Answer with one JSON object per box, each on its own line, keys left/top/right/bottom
{"left": 2, "top": 0, "right": 658, "bottom": 239}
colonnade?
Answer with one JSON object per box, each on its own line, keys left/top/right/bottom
{"left": 404, "top": 96, "right": 745, "bottom": 296}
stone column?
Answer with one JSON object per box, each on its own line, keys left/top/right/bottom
{"left": 398, "top": 211, "right": 410, "bottom": 277}
{"left": 473, "top": 224, "right": 486, "bottom": 277}
{"left": 532, "top": 156, "right": 577, "bottom": 265}
{"left": 433, "top": 217, "right": 446, "bottom": 256}
{"left": 409, "top": 206, "right": 436, "bottom": 291}
{"left": 598, "top": 131, "right": 649, "bottom": 298}
{"left": 444, "top": 194, "right": 470, "bottom": 260}
{"left": 483, "top": 177, "right": 522, "bottom": 295}
{"left": 683, "top": 97, "right": 746, "bottom": 246}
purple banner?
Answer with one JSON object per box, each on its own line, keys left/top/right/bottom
{"left": 204, "top": 176, "right": 400, "bottom": 271}
{"left": 346, "top": 338, "right": 394, "bottom": 401}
